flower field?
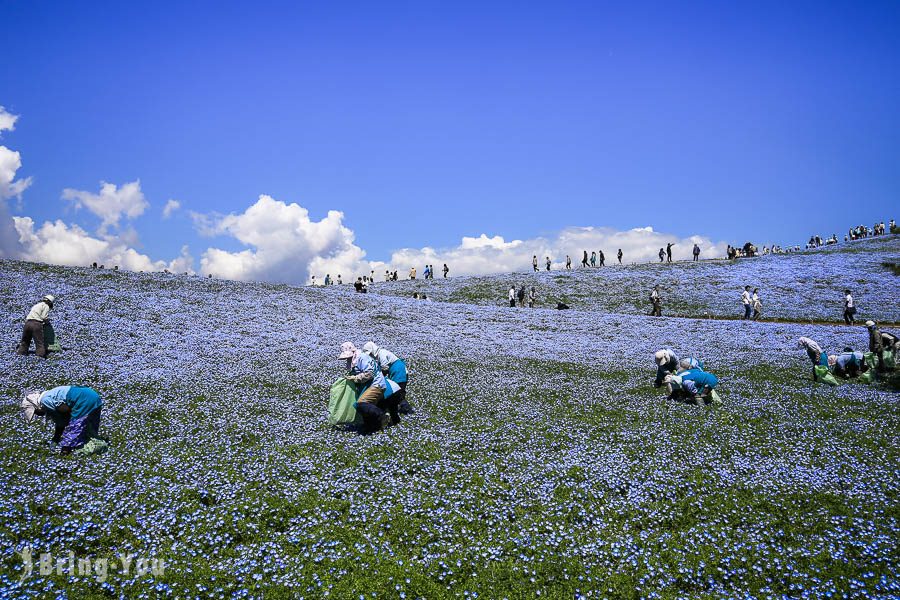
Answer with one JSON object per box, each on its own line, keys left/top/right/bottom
{"left": 0, "top": 238, "right": 898, "bottom": 598}
{"left": 375, "top": 236, "right": 900, "bottom": 323}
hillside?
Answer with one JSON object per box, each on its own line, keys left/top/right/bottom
{"left": 0, "top": 243, "right": 897, "bottom": 598}
{"left": 369, "top": 235, "right": 900, "bottom": 323}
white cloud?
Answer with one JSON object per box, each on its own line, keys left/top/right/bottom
{"left": 193, "top": 195, "right": 730, "bottom": 284}
{"left": 196, "top": 194, "right": 380, "bottom": 283}
{"left": 62, "top": 180, "right": 148, "bottom": 232}
{"left": 0, "top": 106, "right": 33, "bottom": 257}
{"left": 162, "top": 199, "right": 180, "bottom": 219}
{"left": 383, "top": 226, "right": 729, "bottom": 276}
{"left": 13, "top": 216, "right": 194, "bottom": 273}
{"left": 0, "top": 146, "right": 32, "bottom": 201}
{"left": 0, "top": 106, "right": 17, "bottom": 133}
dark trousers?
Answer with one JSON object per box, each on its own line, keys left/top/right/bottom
{"left": 395, "top": 382, "right": 412, "bottom": 414}
{"left": 651, "top": 300, "right": 661, "bottom": 317}
{"left": 17, "top": 320, "right": 47, "bottom": 357}
{"left": 693, "top": 254, "right": 699, "bottom": 261}
{"left": 510, "top": 299, "right": 516, "bottom": 307}
{"left": 844, "top": 307, "right": 855, "bottom": 324}
{"left": 743, "top": 304, "right": 751, "bottom": 320}
{"left": 655, "top": 360, "right": 677, "bottom": 387}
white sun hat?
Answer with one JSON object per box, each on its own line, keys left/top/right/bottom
{"left": 338, "top": 342, "right": 357, "bottom": 359}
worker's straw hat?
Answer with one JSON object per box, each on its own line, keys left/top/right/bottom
{"left": 21, "top": 391, "right": 42, "bottom": 423}
{"left": 338, "top": 342, "right": 357, "bottom": 359}
{"left": 865, "top": 320, "right": 876, "bottom": 328}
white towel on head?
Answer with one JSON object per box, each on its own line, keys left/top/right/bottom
{"left": 21, "top": 392, "right": 42, "bottom": 423}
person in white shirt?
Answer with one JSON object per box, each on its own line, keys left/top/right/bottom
{"left": 508, "top": 286, "right": 516, "bottom": 308}
{"left": 17, "top": 295, "right": 55, "bottom": 358}
{"left": 751, "top": 288, "right": 762, "bottom": 321}
{"left": 843, "top": 290, "right": 856, "bottom": 324}
{"left": 741, "top": 286, "right": 752, "bottom": 320}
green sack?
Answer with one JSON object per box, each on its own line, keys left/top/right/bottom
{"left": 328, "top": 378, "right": 362, "bottom": 427}
{"left": 864, "top": 352, "right": 877, "bottom": 371}
{"left": 73, "top": 437, "right": 108, "bottom": 456}
{"left": 43, "top": 323, "right": 62, "bottom": 353}
{"left": 814, "top": 365, "right": 839, "bottom": 386}
{"left": 885, "top": 350, "right": 896, "bottom": 370}
{"left": 858, "top": 370, "right": 874, "bottom": 384}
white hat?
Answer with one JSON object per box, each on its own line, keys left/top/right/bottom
{"left": 361, "top": 341, "right": 378, "bottom": 357}
{"left": 865, "top": 320, "right": 876, "bottom": 328}
{"left": 338, "top": 342, "right": 357, "bottom": 359}
{"left": 21, "top": 391, "right": 42, "bottom": 423}
{"left": 43, "top": 295, "right": 55, "bottom": 303}
{"left": 654, "top": 350, "right": 668, "bottom": 366}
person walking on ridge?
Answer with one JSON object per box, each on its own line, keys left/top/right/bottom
{"left": 843, "top": 289, "right": 856, "bottom": 324}
{"left": 741, "top": 286, "right": 752, "bottom": 320}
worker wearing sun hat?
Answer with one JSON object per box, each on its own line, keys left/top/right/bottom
{"left": 17, "top": 294, "right": 55, "bottom": 358}
{"left": 865, "top": 320, "right": 890, "bottom": 372}
{"left": 653, "top": 349, "right": 679, "bottom": 388}
{"left": 21, "top": 386, "right": 103, "bottom": 454}
{"left": 362, "top": 341, "right": 412, "bottom": 421}
{"left": 339, "top": 342, "right": 387, "bottom": 433}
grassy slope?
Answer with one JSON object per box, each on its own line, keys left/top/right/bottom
{"left": 0, "top": 244, "right": 897, "bottom": 599}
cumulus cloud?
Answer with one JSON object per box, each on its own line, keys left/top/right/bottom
{"left": 0, "top": 106, "right": 33, "bottom": 202}
{"left": 192, "top": 193, "right": 729, "bottom": 285}
{"left": 384, "top": 226, "right": 729, "bottom": 276}
{"left": 0, "top": 146, "right": 32, "bottom": 202}
{"left": 12, "top": 216, "right": 194, "bottom": 273}
{"left": 162, "top": 199, "right": 180, "bottom": 219}
{"left": 0, "top": 106, "right": 17, "bottom": 133}
{"left": 62, "top": 180, "right": 148, "bottom": 232}
{"left": 196, "top": 194, "right": 381, "bottom": 283}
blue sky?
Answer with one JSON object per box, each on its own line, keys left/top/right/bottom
{"left": 1, "top": 1, "right": 898, "bottom": 281}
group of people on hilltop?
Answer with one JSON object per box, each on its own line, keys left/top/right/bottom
{"left": 311, "top": 264, "right": 449, "bottom": 286}
{"left": 848, "top": 221, "right": 892, "bottom": 240}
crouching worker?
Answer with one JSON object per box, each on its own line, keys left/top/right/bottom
{"left": 831, "top": 348, "right": 866, "bottom": 379}
{"left": 667, "top": 370, "right": 719, "bottom": 404}
{"left": 362, "top": 341, "right": 412, "bottom": 415}
{"left": 654, "top": 349, "right": 679, "bottom": 388}
{"left": 678, "top": 368, "right": 719, "bottom": 403}
{"left": 798, "top": 337, "right": 829, "bottom": 380}
{"left": 339, "top": 342, "right": 387, "bottom": 434}
{"left": 17, "top": 295, "right": 55, "bottom": 358}
{"left": 21, "top": 386, "right": 103, "bottom": 454}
